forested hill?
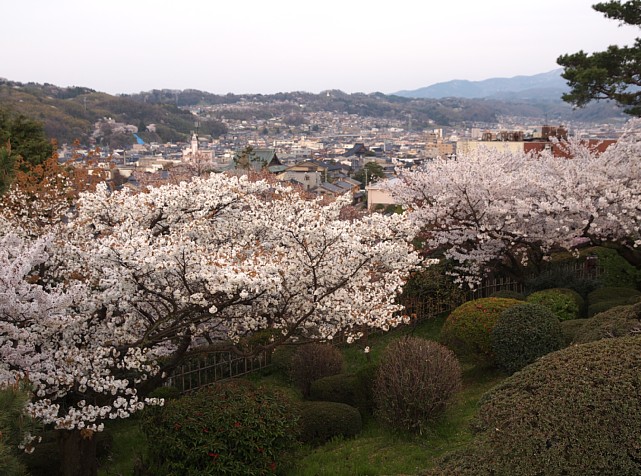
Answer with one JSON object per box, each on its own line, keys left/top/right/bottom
{"left": 127, "top": 88, "right": 625, "bottom": 125}
{"left": 0, "top": 79, "right": 226, "bottom": 145}
{"left": 0, "top": 79, "right": 627, "bottom": 146}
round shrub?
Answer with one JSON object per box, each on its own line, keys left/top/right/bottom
{"left": 490, "top": 303, "right": 565, "bottom": 374}
{"left": 440, "top": 298, "right": 522, "bottom": 362}
{"left": 141, "top": 380, "right": 299, "bottom": 476}
{"left": 526, "top": 288, "right": 583, "bottom": 320}
{"left": 309, "top": 364, "right": 377, "bottom": 418}
{"left": 573, "top": 302, "right": 641, "bottom": 344}
{"left": 373, "top": 337, "right": 462, "bottom": 434}
{"left": 297, "top": 401, "right": 362, "bottom": 445}
{"left": 490, "top": 289, "right": 526, "bottom": 300}
{"left": 471, "top": 336, "right": 641, "bottom": 475}
{"left": 309, "top": 373, "right": 358, "bottom": 406}
{"left": 289, "top": 343, "right": 343, "bottom": 397}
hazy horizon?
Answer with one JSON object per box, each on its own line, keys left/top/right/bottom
{"left": 2, "top": 0, "right": 638, "bottom": 96}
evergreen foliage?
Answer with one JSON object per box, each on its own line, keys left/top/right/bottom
{"left": 309, "top": 364, "right": 377, "bottom": 418}
{"left": 297, "top": 401, "right": 362, "bottom": 445}
{"left": 574, "top": 302, "right": 641, "bottom": 343}
{"left": 427, "top": 336, "right": 641, "bottom": 475}
{"left": 0, "top": 385, "right": 30, "bottom": 476}
{"left": 558, "top": 1, "right": 641, "bottom": 115}
{"left": 526, "top": 288, "right": 583, "bottom": 320}
{"left": 141, "top": 380, "right": 299, "bottom": 476}
{"left": 490, "top": 303, "right": 565, "bottom": 374}
{"left": 440, "top": 298, "right": 522, "bottom": 362}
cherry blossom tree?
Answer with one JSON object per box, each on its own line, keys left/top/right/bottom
{"left": 388, "top": 119, "right": 641, "bottom": 287}
{"left": 1, "top": 173, "right": 419, "bottom": 475}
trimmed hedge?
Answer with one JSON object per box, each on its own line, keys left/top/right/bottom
{"left": 588, "top": 286, "right": 641, "bottom": 303}
{"left": 559, "top": 319, "right": 587, "bottom": 346}
{"left": 297, "top": 401, "right": 362, "bottom": 445}
{"left": 141, "top": 380, "right": 299, "bottom": 476}
{"left": 440, "top": 298, "right": 522, "bottom": 362}
{"left": 526, "top": 288, "right": 583, "bottom": 320}
{"left": 573, "top": 302, "right": 641, "bottom": 344}
{"left": 490, "top": 303, "right": 565, "bottom": 374}
{"left": 374, "top": 337, "right": 462, "bottom": 434}
{"left": 309, "top": 364, "right": 376, "bottom": 417}
{"left": 427, "top": 336, "right": 641, "bottom": 475}
{"left": 587, "top": 286, "right": 641, "bottom": 317}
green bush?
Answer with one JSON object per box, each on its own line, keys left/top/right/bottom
{"left": 141, "top": 380, "right": 299, "bottom": 476}
{"left": 353, "top": 364, "right": 377, "bottom": 417}
{"left": 587, "top": 287, "right": 641, "bottom": 316}
{"left": 483, "top": 336, "right": 641, "bottom": 474}
{"left": 309, "top": 365, "right": 376, "bottom": 418}
{"left": 309, "top": 373, "right": 358, "bottom": 405}
{"left": 588, "top": 286, "right": 641, "bottom": 304}
{"left": 559, "top": 319, "right": 587, "bottom": 346}
{"left": 526, "top": 288, "right": 583, "bottom": 320}
{"left": 588, "top": 246, "right": 641, "bottom": 288}
{"left": 297, "top": 401, "right": 362, "bottom": 445}
{"left": 428, "top": 336, "right": 641, "bottom": 475}
{"left": 573, "top": 302, "right": 641, "bottom": 344}
{"left": 588, "top": 296, "right": 641, "bottom": 317}
{"left": 489, "top": 289, "right": 526, "bottom": 300}
{"left": 289, "top": 343, "right": 343, "bottom": 398}
{"left": 490, "top": 303, "right": 565, "bottom": 374}
{"left": 440, "top": 298, "right": 522, "bottom": 362}
{"left": 374, "top": 337, "right": 462, "bottom": 434}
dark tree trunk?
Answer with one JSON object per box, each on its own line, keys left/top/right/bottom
{"left": 58, "top": 429, "right": 98, "bottom": 476}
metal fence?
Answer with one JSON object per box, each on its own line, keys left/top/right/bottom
{"left": 167, "top": 349, "right": 271, "bottom": 394}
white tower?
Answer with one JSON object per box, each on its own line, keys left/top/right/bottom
{"left": 190, "top": 132, "right": 199, "bottom": 157}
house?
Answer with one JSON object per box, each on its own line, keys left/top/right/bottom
{"left": 343, "top": 143, "right": 370, "bottom": 158}
{"left": 366, "top": 178, "right": 399, "bottom": 211}
{"left": 279, "top": 159, "right": 344, "bottom": 190}
{"left": 233, "top": 148, "right": 285, "bottom": 173}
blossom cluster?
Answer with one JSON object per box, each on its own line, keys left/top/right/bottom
{"left": 1, "top": 173, "right": 419, "bottom": 431}
{"left": 388, "top": 118, "right": 641, "bottom": 287}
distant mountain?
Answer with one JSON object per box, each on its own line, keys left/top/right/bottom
{"left": 395, "top": 69, "right": 569, "bottom": 100}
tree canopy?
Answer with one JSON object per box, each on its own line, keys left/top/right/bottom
{"left": 388, "top": 119, "right": 641, "bottom": 287}
{"left": 0, "top": 109, "right": 54, "bottom": 194}
{"left": 557, "top": 1, "right": 641, "bottom": 116}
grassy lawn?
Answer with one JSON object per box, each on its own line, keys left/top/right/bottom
{"left": 98, "top": 315, "right": 506, "bottom": 475}
{"left": 283, "top": 364, "right": 504, "bottom": 476}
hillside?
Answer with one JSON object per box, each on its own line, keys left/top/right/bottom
{"left": 0, "top": 79, "right": 226, "bottom": 146}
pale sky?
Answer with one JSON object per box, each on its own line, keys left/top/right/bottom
{"left": 1, "top": 0, "right": 638, "bottom": 95}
